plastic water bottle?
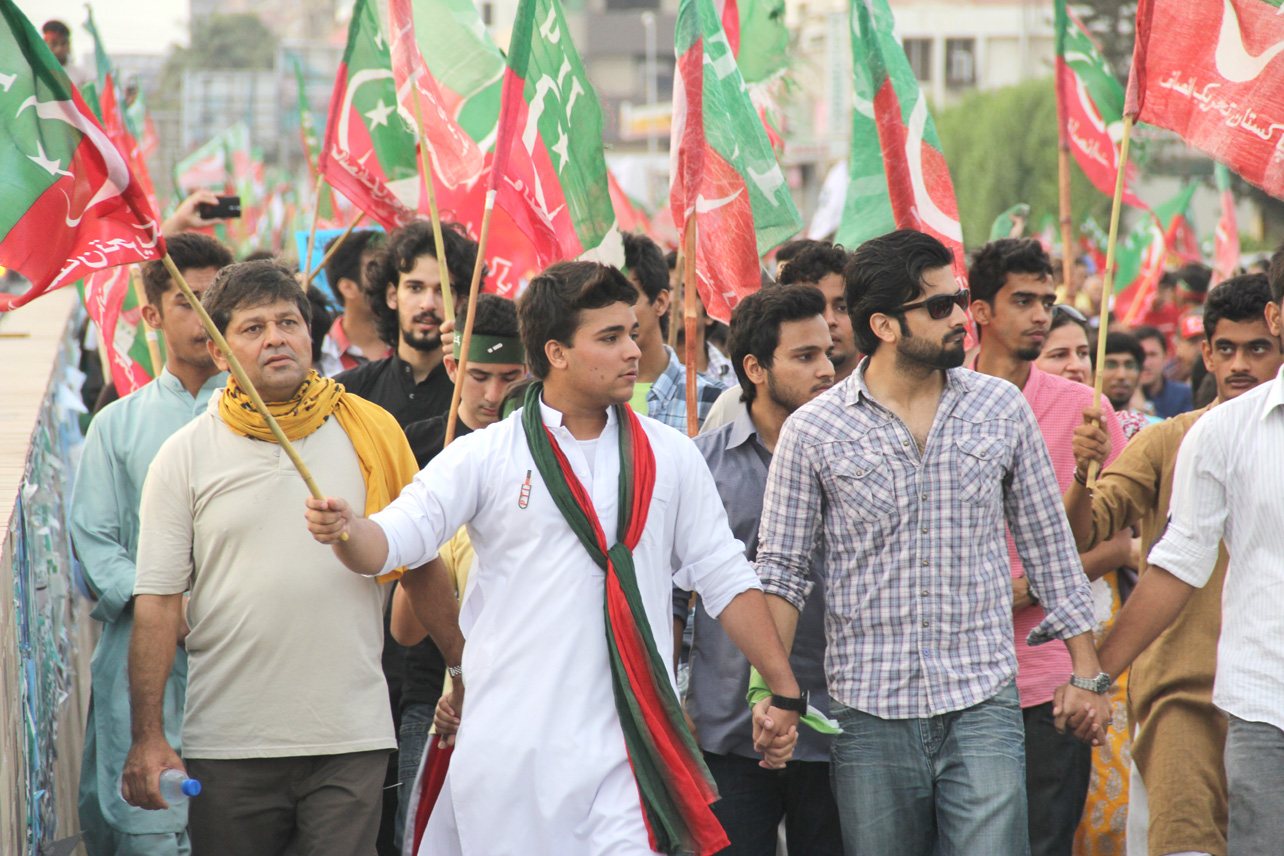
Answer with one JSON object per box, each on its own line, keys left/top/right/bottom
{"left": 157, "top": 769, "right": 201, "bottom": 804}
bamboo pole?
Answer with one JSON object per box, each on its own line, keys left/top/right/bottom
{"left": 305, "top": 212, "right": 369, "bottom": 288}
{"left": 130, "top": 265, "right": 164, "bottom": 377}
{"left": 444, "top": 191, "right": 496, "bottom": 447}
{"left": 302, "top": 178, "right": 329, "bottom": 285}
{"left": 1087, "top": 115, "right": 1135, "bottom": 489}
{"left": 668, "top": 251, "right": 682, "bottom": 351}
{"left": 682, "top": 215, "right": 698, "bottom": 438}
{"left": 160, "top": 254, "right": 345, "bottom": 539}
{"left": 410, "top": 86, "right": 457, "bottom": 325}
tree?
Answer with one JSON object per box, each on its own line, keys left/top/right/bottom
{"left": 935, "top": 78, "right": 1110, "bottom": 248}
{"left": 153, "top": 14, "right": 278, "bottom": 112}
{"left": 1072, "top": 0, "right": 1136, "bottom": 84}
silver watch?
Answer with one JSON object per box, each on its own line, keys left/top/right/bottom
{"left": 1069, "top": 671, "right": 1111, "bottom": 694}
{"left": 448, "top": 664, "right": 463, "bottom": 679}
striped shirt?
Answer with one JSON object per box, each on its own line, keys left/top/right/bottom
{"left": 755, "top": 361, "right": 1095, "bottom": 719}
{"left": 646, "top": 345, "right": 726, "bottom": 432}
{"left": 1149, "top": 367, "right": 1284, "bottom": 732}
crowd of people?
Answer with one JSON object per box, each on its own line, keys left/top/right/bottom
{"left": 61, "top": 184, "right": 1284, "bottom": 856}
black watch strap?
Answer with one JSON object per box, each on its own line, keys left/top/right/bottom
{"left": 770, "top": 691, "right": 809, "bottom": 713}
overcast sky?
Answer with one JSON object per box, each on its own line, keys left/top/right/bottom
{"left": 17, "top": 0, "right": 187, "bottom": 61}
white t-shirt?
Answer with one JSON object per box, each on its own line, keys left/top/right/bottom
{"left": 135, "top": 397, "right": 395, "bottom": 759}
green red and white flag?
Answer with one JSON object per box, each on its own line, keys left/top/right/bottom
{"left": 608, "top": 168, "right": 655, "bottom": 238}
{"left": 1079, "top": 214, "right": 1108, "bottom": 273}
{"left": 124, "top": 85, "right": 159, "bottom": 162}
{"left": 388, "top": 0, "right": 484, "bottom": 189}
{"left": 490, "top": 0, "right": 622, "bottom": 269}
{"left": 80, "top": 265, "right": 159, "bottom": 394}
{"left": 836, "top": 0, "right": 967, "bottom": 286}
{"left": 1127, "top": 0, "right": 1284, "bottom": 198}
{"left": 173, "top": 122, "right": 248, "bottom": 193}
{"left": 0, "top": 0, "right": 163, "bottom": 311}
{"left": 1113, "top": 184, "right": 1197, "bottom": 324}
{"left": 988, "top": 203, "right": 1029, "bottom": 241}
{"left": 1213, "top": 162, "right": 1240, "bottom": 285}
{"left": 1054, "top": 0, "right": 1145, "bottom": 209}
{"left": 670, "top": 0, "right": 801, "bottom": 323}
{"left": 320, "top": 0, "right": 422, "bottom": 231}
{"left": 292, "top": 57, "right": 341, "bottom": 228}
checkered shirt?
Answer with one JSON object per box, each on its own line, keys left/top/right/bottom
{"left": 755, "top": 361, "right": 1095, "bottom": 719}
{"left": 647, "top": 345, "right": 727, "bottom": 433}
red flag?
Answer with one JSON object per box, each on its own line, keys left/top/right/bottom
{"left": 607, "top": 169, "right": 655, "bottom": 238}
{"left": 1127, "top": 0, "right": 1284, "bottom": 197}
{"left": 82, "top": 266, "right": 152, "bottom": 394}
{"left": 1213, "top": 163, "right": 1240, "bottom": 285}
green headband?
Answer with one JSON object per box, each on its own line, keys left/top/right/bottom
{"left": 452, "top": 333, "right": 527, "bottom": 365}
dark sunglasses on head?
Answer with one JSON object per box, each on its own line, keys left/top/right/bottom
{"left": 1052, "top": 303, "right": 1087, "bottom": 323}
{"left": 900, "top": 288, "right": 970, "bottom": 320}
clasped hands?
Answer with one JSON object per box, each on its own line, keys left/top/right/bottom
{"left": 1052, "top": 681, "right": 1113, "bottom": 745}
{"left": 751, "top": 700, "right": 800, "bottom": 769}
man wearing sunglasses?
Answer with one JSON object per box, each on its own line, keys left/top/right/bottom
{"left": 755, "top": 230, "right": 1107, "bottom": 856}
{"left": 969, "top": 238, "right": 1130, "bottom": 856}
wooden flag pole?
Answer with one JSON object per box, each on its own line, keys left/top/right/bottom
{"left": 160, "top": 254, "right": 345, "bottom": 539}
{"left": 1087, "top": 114, "right": 1135, "bottom": 489}
{"left": 444, "top": 190, "right": 496, "bottom": 447}
{"left": 410, "top": 87, "right": 457, "bottom": 324}
{"left": 130, "top": 265, "right": 164, "bottom": 377}
{"left": 305, "top": 211, "right": 369, "bottom": 287}
{"left": 682, "top": 215, "right": 698, "bottom": 438}
{"left": 302, "top": 178, "right": 329, "bottom": 284}
{"left": 668, "top": 251, "right": 682, "bottom": 351}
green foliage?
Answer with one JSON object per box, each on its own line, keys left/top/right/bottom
{"left": 935, "top": 78, "right": 1110, "bottom": 249}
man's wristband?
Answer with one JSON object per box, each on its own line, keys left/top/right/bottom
{"left": 769, "top": 690, "right": 809, "bottom": 713}
{"left": 1074, "top": 467, "right": 1089, "bottom": 487}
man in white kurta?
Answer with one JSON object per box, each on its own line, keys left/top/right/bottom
{"left": 306, "top": 261, "right": 803, "bottom": 856}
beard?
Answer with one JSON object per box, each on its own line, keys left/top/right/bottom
{"left": 765, "top": 370, "right": 820, "bottom": 414}
{"left": 1015, "top": 344, "right": 1043, "bottom": 362}
{"left": 400, "top": 313, "right": 443, "bottom": 353}
{"left": 896, "top": 326, "right": 967, "bottom": 370}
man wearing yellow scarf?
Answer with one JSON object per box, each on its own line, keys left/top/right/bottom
{"left": 122, "top": 260, "right": 420, "bottom": 856}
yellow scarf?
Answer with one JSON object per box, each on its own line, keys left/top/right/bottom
{"left": 219, "top": 370, "right": 419, "bottom": 581}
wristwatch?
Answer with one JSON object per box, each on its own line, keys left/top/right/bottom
{"left": 448, "top": 664, "right": 463, "bottom": 680}
{"left": 1069, "top": 672, "right": 1112, "bottom": 695}
{"left": 770, "top": 691, "right": 809, "bottom": 713}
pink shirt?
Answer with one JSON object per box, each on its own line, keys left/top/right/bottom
{"left": 1010, "top": 367, "right": 1126, "bottom": 707}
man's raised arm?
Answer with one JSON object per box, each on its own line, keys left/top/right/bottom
{"left": 304, "top": 496, "right": 392, "bottom": 575}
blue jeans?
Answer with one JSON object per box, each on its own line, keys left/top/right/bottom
{"left": 829, "top": 682, "right": 1029, "bottom": 856}
{"left": 1225, "top": 714, "right": 1284, "bottom": 856}
{"left": 1022, "top": 700, "right": 1091, "bottom": 856}
{"left": 703, "top": 751, "right": 843, "bottom": 856}
{"left": 394, "top": 703, "right": 434, "bottom": 852}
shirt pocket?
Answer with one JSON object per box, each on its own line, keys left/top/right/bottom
{"left": 955, "top": 435, "right": 1006, "bottom": 506}
{"left": 829, "top": 451, "right": 898, "bottom": 522}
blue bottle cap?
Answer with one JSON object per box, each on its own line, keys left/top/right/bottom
{"left": 182, "top": 779, "right": 202, "bottom": 797}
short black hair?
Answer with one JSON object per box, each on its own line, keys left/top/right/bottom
{"left": 1203, "top": 273, "right": 1274, "bottom": 341}
{"left": 967, "top": 238, "right": 1053, "bottom": 304}
{"left": 844, "top": 230, "right": 955, "bottom": 354}
{"left": 777, "top": 242, "right": 848, "bottom": 287}
{"left": 1177, "top": 263, "right": 1212, "bottom": 297}
{"left": 517, "top": 262, "right": 637, "bottom": 379}
{"left": 241, "top": 249, "right": 277, "bottom": 263}
{"left": 324, "top": 230, "right": 384, "bottom": 308}
{"left": 463, "top": 293, "right": 520, "bottom": 342}
{"left": 306, "top": 284, "right": 333, "bottom": 365}
{"left": 141, "top": 232, "right": 234, "bottom": 308}
{"left": 729, "top": 285, "right": 827, "bottom": 404}
{"left": 202, "top": 260, "right": 312, "bottom": 337}
{"left": 1131, "top": 325, "right": 1166, "bottom": 352}
{"left": 622, "top": 232, "right": 669, "bottom": 303}
{"left": 42, "top": 20, "right": 70, "bottom": 37}
{"left": 775, "top": 239, "right": 822, "bottom": 270}
{"left": 1094, "top": 331, "right": 1145, "bottom": 370}
{"left": 364, "top": 220, "right": 483, "bottom": 347}
{"left": 1269, "top": 240, "right": 1284, "bottom": 303}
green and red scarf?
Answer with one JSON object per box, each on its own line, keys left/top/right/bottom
{"left": 521, "top": 382, "right": 727, "bottom": 856}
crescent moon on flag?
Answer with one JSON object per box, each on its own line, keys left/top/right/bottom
{"left": 905, "top": 94, "right": 963, "bottom": 243}
{"left": 1215, "top": 0, "right": 1284, "bottom": 84}
{"left": 18, "top": 95, "right": 131, "bottom": 228}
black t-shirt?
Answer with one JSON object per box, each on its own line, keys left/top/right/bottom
{"left": 398, "top": 416, "right": 473, "bottom": 713}
{"left": 334, "top": 353, "right": 453, "bottom": 427}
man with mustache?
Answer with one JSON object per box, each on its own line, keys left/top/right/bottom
{"left": 754, "top": 230, "right": 1107, "bottom": 856}
{"left": 335, "top": 220, "right": 477, "bottom": 426}
{"left": 968, "top": 238, "right": 1129, "bottom": 856}
{"left": 1064, "top": 273, "right": 1284, "bottom": 856}
{"left": 679, "top": 286, "right": 843, "bottom": 855}
{"left": 70, "top": 233, "right": 234, "bottom": 856}
{"left": 121, "top": 261, "right": 421, "bottom": 856}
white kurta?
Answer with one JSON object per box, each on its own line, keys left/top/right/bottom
{"left": 372, "top": 398, "right": 760, "bottom": 856}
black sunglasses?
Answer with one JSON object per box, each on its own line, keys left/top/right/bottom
{"left": 1052, "top": 304, "right": 1087, "bottom": 323}
{"left": 899, "top": 288, "right": 970, "bottom": 320}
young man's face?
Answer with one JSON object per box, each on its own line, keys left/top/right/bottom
{"left": 801, "top": 272, "right": 856, "bottom": 377}
{"left": 338, "top": 250, "right": 375, "bottom": 316}
{"left": 557, "top": 302, "right": 641, "bottom": 406}
{"left": 211, "top": 299, "right": 313, "bottom": 401}
{"left": 1036, "top": 322, "right": 1092, "bottom": 386}
{"left": 43, "top": 30, "right": 70, "bottom": 65}
{"left": 629, "top": 274, "right": 669, "bottom": 347}
{"left": 1202, "top": 316, "right": 1283, "bottom": 402}
{"left": 145, "top": 267, "right": 221, "bottom": 373}
{"left": 973, "top": 272, "right": 1056, "bottom": 361}
{"left": 1101, "top": 351, "right": 1141, "bottom": 411}
{"left": 1138, "top": 335, "right": 1167, "bottom": 389}
{"left": 447, "top": 358, "right": 526, "bottom": 429}
{"left": 387, "top": 254, "right": 446, "bottom": 353}
{"left": 888, "top": 266, "right": 969, "bottom": 369}
{"left": 756, "top": 315, "right": 834, "bottom": 413}
{"left": 1172, "top": 334, "right": 1202, "bottom": 382}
